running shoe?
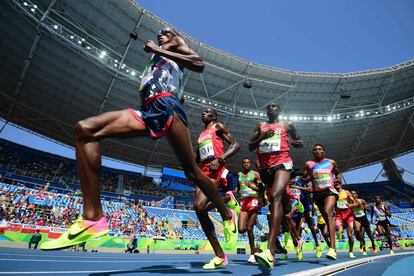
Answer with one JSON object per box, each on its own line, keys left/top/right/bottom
{"left": 390, "top": 250, "right": 395, "bottom": 255}
{"left": 373, "top": 247, "right": 379, "bottom": 254}
{"left": 280, "top": 253, "right": 288, "bottom": 260}
{"left": 326, "top": 248, "right": 337, "bottom": 260}
{"left": 223, "top": 209, "right": 238, "bottom": 250}
{"left": 362, "top": 251, "right": 367, "bottom": 256}
{"left": 226, "top": 191, "right": 241, "bottom": 216}
{"left": 40, "top": 216, "right": 109, "bottom": 250}
{"left": 247, "top": 254, "right": 256, "bottom": 264}
{"left": 202, "top": 255, "right": 228, "bottom": 270}
{"left": 359, "top": 244, "right": 364, "bottom": 253}
{"left": 349, "top": 252, "right": 356, "bottom": 259}
{"left": 316, "top": 246, "right": 322, "bottom": 258}
{"left": 296, "top": 239, "right": 304, "bottom": 261}
{"left": 254, "top": 249, "right": 274, "bottom": 269}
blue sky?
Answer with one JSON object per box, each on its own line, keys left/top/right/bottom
{"left": 1, "top": 0, "right": 413, "bottom": 184}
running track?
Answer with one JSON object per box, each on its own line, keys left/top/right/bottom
{"left": 0, "top": 247, "right": 413, "bottom": 275}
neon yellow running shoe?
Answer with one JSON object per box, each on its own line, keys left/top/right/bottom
{"left": 362, "top": 251, "right": 367, "bottom": 256}
{"left": 349, "top": 252, "right": 356, "bottom": 259}
{"left": 226, "top": 191, "right": 241, "bottom": 216}
{"left": 316, "top": 246, "right": 322, "bottom": 258}
{"left": 326, "top": 248, "right": 337, "bottom": 260}
{"left": 280, "top": 253, "right": 288, "bottom": 260}
{"left": 296, "top": 239, "right": 304, "bottom": 260}
{"left": 254, "top": 249, "right": 274, "bottom": 269}
{"left": 202, "top": 255, "right": 228, "bottom": 270}
{"left": 390, "top": 250, "right": 395, "bottom": 255}
{"left": 40, "top": 216, "right": 109, "bottom": 250}
{"left": 223, "top": 209, "right": 238, "bottom": 250}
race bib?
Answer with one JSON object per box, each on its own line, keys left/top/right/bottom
{"left": 259, "top": 135, "right": 281, "bottom": 153}
{"left": 252, "top": 199, "right": 258, "bottom": 207}
{"left": 314, "top": 176, "right": 332, "bottom": 189}
{"left": 337, "top": 200, "right": 348, "bottom": 209}
{"left": 353, "top": 209, "right": 365, "bottom": 218}
{"left": 199, "top": 140, "right": 214, "bottom": 161}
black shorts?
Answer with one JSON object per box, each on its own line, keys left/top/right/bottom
{"left": 377, "top": 219, "right": 391, "bottom": 229}
{"left": 260, "top": 163, "right": 292, "bottom": 188}
{"left": 312, "top": 188, "right": 338, "bottom": 210}
{"left": 355, "top": 215, "right": 370, "bottom": 229}
{"left": 267, "top": 191, "right": 291, "bottom": 215}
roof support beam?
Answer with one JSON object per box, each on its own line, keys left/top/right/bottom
{"left": 258, "top": 83, "right": 297, "bottom": 110}
{"left": 98, "top": 11, "right": 145, "bottom": 113}
{"left": 1, "top": 0, "right": 56, "bottom": 134}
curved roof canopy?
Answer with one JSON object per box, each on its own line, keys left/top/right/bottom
{"left": 1, "top": 0, "right": 413, "bottom": 173}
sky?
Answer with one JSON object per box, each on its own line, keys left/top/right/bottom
{"left": 1, "top": 0, "right": 414, "bottom": 184}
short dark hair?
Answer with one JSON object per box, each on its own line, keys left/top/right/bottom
{"left": 312, "top": 143, "right": 325, "bottom": 151}
{"left": 242, "top": 158, "right": 251, "bottom": 162}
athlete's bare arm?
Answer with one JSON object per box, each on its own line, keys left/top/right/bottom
{"left": 286, "top": 123, "right": 303, "bottom": 148}
{"left": 144, "top": 36, "right": 204, "bottom": 73}
{"left": 209, "top": 123, "right": 240, "bottom": 171}
{"left": 248, "top": 123, "right": 273, "bottom": 151}
{"left": 346, "top": 190, "right": 357, "bottom": 207}
{"left": 331, "top": 160, "right": 342, "bottom": 184}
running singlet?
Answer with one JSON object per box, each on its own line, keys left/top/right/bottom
{"left": 352, "top": 201, "right": 366, "bottom": 218}
{"left": 257, "top": 123, "right": 292, "bottom": 169}
{"left": 307, "top": 159, "right": 335, "bottom": 191}
{"left": 336, "top": 190, "right": 349, "bottom": 210}
{"left": 139, "top": 53, "right": 183, "bottom": 100}
{"left": 197, "top": 124, "right": 224, "bottom": 162}
{"left": 373, "top": 204, "right": 387, "bottom": 222}
{"left": 238, "top": 171, "right": 258, "bottom": 199}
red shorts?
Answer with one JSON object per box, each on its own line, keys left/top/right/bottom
{"left": 241, "top": 197, "right": 262, "bottom": 212}
{"left": 336, "top": 208, "right": 354, "bottom": 225}
{"left": 200, "top": 162, "right": 228, "bottom": 186}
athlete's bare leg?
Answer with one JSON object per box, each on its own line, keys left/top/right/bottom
{"left": 305, "top": 213, "right": 320, "bottom": 247}
{"left": 75, "top": 109, "right": 148, "bottom": 220}
{"left": 347, "top": 222, "right": 354, "bottom": 253}
{"left": 318, "top": 195, "right": 336, "bottom": 250}
{"left": 268, "top": 170, "right": 291, "bottom": 255}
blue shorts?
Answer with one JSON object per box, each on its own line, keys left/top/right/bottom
{"left": 301, "top": 193, "right": 312, "bottom": 213}
{"left": 219, "top": 173, "right": 238, "bottom": 194}
{"left": 129, "top": 92, "right": 187, "bottom": 140}
{"left": 292, "top": 211, "right": 304, "bottom": 224}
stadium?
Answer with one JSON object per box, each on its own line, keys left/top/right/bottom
{"left": 0, "top": 0, "right": 413, "bottom": 275}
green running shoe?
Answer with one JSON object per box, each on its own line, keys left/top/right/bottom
{"left": 254, "top": 249, "right": 274, "bottom": 269}
{"left": 202, "top": 255, "right": 228, "bottom": 270}
{"left": 223, "top": 209, "right": 238, "bottom": 250}
{"left": 316, "top": 246, "right": 322, "bottom": 258}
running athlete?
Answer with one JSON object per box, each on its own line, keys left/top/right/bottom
{"left": 285, "top": 181, "right": 305, "bottom": 261}
{"left": 334, "top": 182, "right": 356, "bottom": 259}
{"left": 350, "top": 190, "right": 377, "bottom": 255}
{"left": 313, "top": 203, "right": 330, "bottom": 245}
{"left": 195, "top": 107, "right": 240, "bottom": 269}
{"left": 249, "top": 103, "right": 303, "bottom": 269}
{"left": 371, "top": 195, "right": 394, "bottom": 254}
{"left": 40, "top": 28, "right": 237, "bottom": 252}
{"left": 303, "top": 144, "right": 341, "bottom": 260}
{"left": 237, "top": 158, "right": 262, "bottom": 264}
{"left": 290, "top": 176, "right": 323, "bottom": 258}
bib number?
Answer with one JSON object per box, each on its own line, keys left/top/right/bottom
{"left": 337, "top": 200, "right": 348, "bottom": 209}
{"left": 252, "top": 199, "right": 258, "bottom": 207}
{"left": 199, "top": 140, "right": 214, "bottom": 161}
{"left": 259, "top": 135, "right": 281, "bottom": 153}
{"left": 314, "top": 177, "right": 332, "bottom": 189}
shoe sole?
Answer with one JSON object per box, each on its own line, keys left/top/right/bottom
{"left": 254, "top": 255, "right": 273, "bottom": 269}
{"left": 41, "top": 230, "right": 109, "bottom": 251}
{"left": 326, "top": 254, "right": 337, "bottom": 260}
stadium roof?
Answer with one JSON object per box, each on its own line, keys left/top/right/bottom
{"left": 1, "top": 0, "right": 414, "bottom": 173}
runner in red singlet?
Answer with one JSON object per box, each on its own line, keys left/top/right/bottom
{"left": 195, "top": 107, "right": 240, "bottom": 270}
{"left": 249, "top": 103, "right": 303, "bottom": 269}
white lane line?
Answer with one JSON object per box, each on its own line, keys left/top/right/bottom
{"left": 0, "top": 252, "right": 207, "bottom": 259}
{"left": 0, "top": 258, "right": 198, "bottom": 263}
{"left": 0, "top": 266, "right": 194, "bottom": 274}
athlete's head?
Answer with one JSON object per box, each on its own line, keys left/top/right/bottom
{"left": 312, "top": 144, "right": 326, "bottom": 159}
{"left": 157, "top": 27, "right": 179, "bottom": 46}
{"left": 351, "top": 190, "right": 359, "bottom": 199}
{"left": 242, "top": 158, "right": 251, "bottom": 171}
{"left": 334, "top": 180, "right": 342, "bottom": 191}
{"left": 266, "top": 103, "right": 281, "bottom": 120}
{"left": 201, "top": 107, "right": 218, "bottom": 124}
{"left": 375, "top": 195, "right": 382, "bottom": 203}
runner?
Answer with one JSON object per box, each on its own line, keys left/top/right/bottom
{"left": 290, "top": 175, "right": 323, "bottom": 258}
{"left": 40, "top": 28, "right": 238, "bottom": 254}
{"left": 303, "top": 144, "right": 340, "bottom": 260}
{"left": 249, "top": 103, "right": 303, "bottom": 269}
{"left": 350, "top": 190, "right": 377, "bottom": 255}
{"left": 237, "top": 158, "right": 262, "bottom": 264}
{"left": 371, "top": 195, "right": 394, "bottom": 254}
{"left": 195, "top": 107, "right": 240, "bottom": 269}
{"left": 286, "top": 180, "right": 305, "bottom": 261}
{"left": 334, "top": 182, "right": 356, "bottom": 259}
